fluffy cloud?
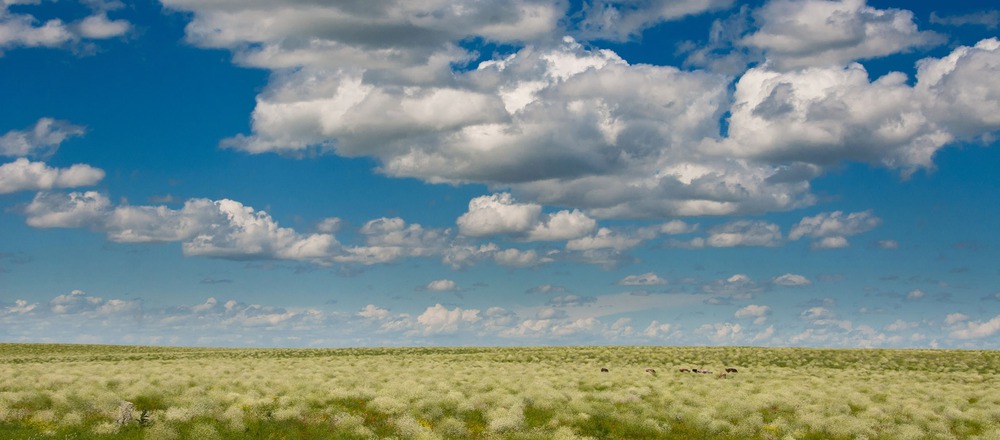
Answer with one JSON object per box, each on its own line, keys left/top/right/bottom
{"left": 566, "top": 227, "right": 649, "bottom": 251}
{"left": 701, "top": 274, "right": 762, "bottom": 301}
{"left": 705, "top": 220, "right": 782, "bottom": 247}
{"left": 884, "top": 319, "right": 918, "bottom": 332}
{"left": 944, "top": 313, "right": 969, "bottom": 326}
{"left": 741, "top": 0, "right": 943, "bottom": 70}
{"left": 642, "top": 320, "right": 673, "bottom": 338}
{"left": 0, "top": 118, "right": 86, "bottom": 158}
{"left": 659, "top": 220, "right": 698, "bottom": 235}
{"left": 456, "top": 193, "right": 596, "bottom": 241}
{"left": 25, "top": 191, "right": 110, "bottom": 228}
{"left": 457, "top": 193, "right": 542, "bottom": 237}
{"left": 0, "top": 159, "right": 104, "bottom": 194}
{"left": 917, "top": 39, "right": 1000, "bottom": 139}
{"left": 772, "top": 273, "right": 811, "bottom": 286}
{"left": 159, "top": 0, "right": 816, "bottom": 219}
{"left": 25, "top": 192, "right": 340, "bottom": 262}
{"left": 720, "top": 39, "right": 1000, "bottom": 178}
{"left": 424, "top": 279, "right": 459, "bottom": 292}
{"left": 0, "top": 1, "right": 131, "bottom": 53}
{"left": 617, "top": 272, "right": 667, "bottom": 286}
{"left": 357, "top": 304, "right": 391, "bottom": 320}
{"left": 415, "top": 304, "right": 481, "bottom": 335}
{"left": 337, "top": 217, "right": 447, "bottom": 265}
{"left": 697, "top": 322, "right": 744, "bottom": 343}
{"left": 735, "top": 304, "right": 771, "bottom": 325}
{"left": 0, "top": 119, "right": 104, "bottom": 194}
{"left": 948, "top": 315, "right": 1000, "bottom": 339}
{"left": 789, "top": 211, "right": 881, "bottom": 249}
{"left": 49, "top": 289, "right": 138, "bottom": 316}
{"left": 526, "top": 284, "right": 568, "bottom": 294}
{"left": 140, "top": 1, "right": 1000, "bottom": 225}
{"left": 163, "top": 0, "right": 562, "bottom": 72}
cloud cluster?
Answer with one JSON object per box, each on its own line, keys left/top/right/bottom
{"left": 0, "top": 158, "right": 104, "bottom": 194}
{"left": 20, "top": 191, "right": 569, "bottom": 270}
{"left": 4, "top": 288, "right": 989, "bottom": 347}
{"left": 0, "top": 0, "right": 130, "bottom": 54}
{"left": 0, "top": 118, "right": 85, "bottom": 158}
{"left": 789, "top": 210, "right": 881, "bottom": 249}
{"left": 617, "top": 272, "right": 666, "bottom": 286}
{"left": 0, "top": 119, "right": 104, "bottom": 194}
{"left": 456, "top": 193, "right": 596, "bottom": 241}
{"left": 149, "top": 1, "right": 995, "bottom": 223}
{"left": 25, "top": 192, "right": 339, "bottom": 261}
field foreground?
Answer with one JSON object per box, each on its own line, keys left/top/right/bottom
{"left": 1, "top": 344, "right": 999, "bottom": 439}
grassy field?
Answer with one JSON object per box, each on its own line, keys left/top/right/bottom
{"left": 1, "top": 344, "right": 999, "bottom": 439}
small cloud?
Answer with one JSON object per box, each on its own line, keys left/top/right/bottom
{"left": 535, "top": 307, "right": 568, "bottom": 320}
{"left": 930, "top": 10, "right": 1000, "bottom": 29}
{"left": 735, "top": 304, "right": 771, "bottom": 325}
{"left": 148, "top": 194, "right": 178, "bottom": 204}
{"left": 547, "top": 295, "right": 597, "bottom": 307}
{"left": 876, "top": 240, "right": 899, "bottom": 249}
{"left": 884, "top": 319, "right": 918, "bottom": 332}
{"left": 200, "top": 278, "right": 233, "bottom": 285}
{"left": 0, "top": 118, "right": 86, "bottom": 159}
{"left": 642, "top": 320, "right": 673, "bottom": 338}
{"left": 317, "top": 217, "right": 342, "bottom": 233}
{"left": 789, "top": 211, "right": 881, "bottom": 250}
{"left": 944, "top": 313, "right": 969, "bottom": 326}
{"left": 617, "top": 272, "right": 666, "bottom": 286}
{"left": 906, "top": 289, "right": 926, "bottom": 300}
{"left": 659, "top": 220, "right": 698, "bottom": 235}
{"left": 525, "top": 284, "right": 568, "bottom": 294}
{"left": 422, "top": 279, "right": 459, "bottom": 292}
{"left": 772, "top": 273, "right": 811, "bottom": 286}
{"left": 800, "top": 307, "right": 835, "bottom": 321}
{"left": 705, "top": 220, "right": 782, "bottom": 248}
{"left": 357, "top": 304, "right": 391, "bottom": 320}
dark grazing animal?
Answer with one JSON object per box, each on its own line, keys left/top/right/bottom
{"left": 645, "top": 368, "right": 656, "bottom": 375}
{"left": 601, "top": 368, "right": 609, "bottom": 372}
{"left": 725, "top": 368, "right": 739, "bottom": 373}
{"left": 679, "top": 368, "right": 690, "bottom": 373}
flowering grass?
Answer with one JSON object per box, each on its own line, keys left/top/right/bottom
{"left": 1, "top": 344, "right": 998, "bottom": 439}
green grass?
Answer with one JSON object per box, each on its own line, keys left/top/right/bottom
{"left": 1, "top": 344, "right": 998, "bottom": 439}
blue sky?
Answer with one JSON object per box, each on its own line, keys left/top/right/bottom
{"left": 1, "top": 0, "right": 999, "bottom": 348}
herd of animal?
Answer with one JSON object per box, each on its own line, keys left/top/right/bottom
{"left": 600, "top": 367, "right": 740, "bottom": 378}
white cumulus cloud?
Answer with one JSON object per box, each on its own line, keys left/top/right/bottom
{"left": 618, "top": 272, "right": 667, "bottom": 286}
{"left": 0, "top": 159, "right": 104, "bottom": 194}
{"left": 415, "top": 304, "right": 481, "bottom": 335}
{"left": 741, "top": 0, "right": 943, "bottom": 70}
{"left": 424, "top": 279, "right": 459, "bottom": 292}
{"left": 789, "top": 211, "right": 881, "bottom": 249}
{"left": 772, "top": 273, "right": 811, "bottom": 286}
{"left": 0, "top": 118, "right": 86, "bottom": 158}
